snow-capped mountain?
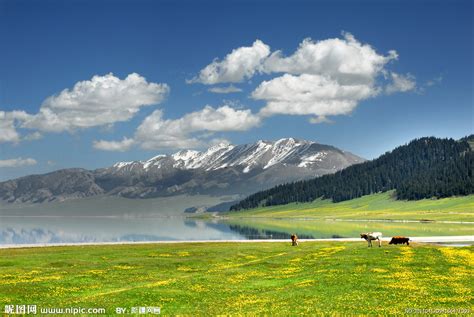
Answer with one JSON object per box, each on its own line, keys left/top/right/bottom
{"left": 0, "top": 138, "right": 364, "bottom": 204}
{"left": 108, "top": 138, "right": 360, "bottom": 174}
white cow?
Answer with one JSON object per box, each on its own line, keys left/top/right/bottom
{"left": 360, "top": 232, "right": 383, "bottom": 247}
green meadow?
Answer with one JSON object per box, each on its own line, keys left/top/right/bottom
{"left": 1, "top": 242, "right": 472, "bottom": 315}
{"left": 225, "top": 191, "right": 474, "bottom": 222}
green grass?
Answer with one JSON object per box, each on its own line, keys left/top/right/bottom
{"left": 225, "top": 191, "right": 474, "bottom": 222}
{"left": 1, "top": 242, "right": 472, "bottom": 315}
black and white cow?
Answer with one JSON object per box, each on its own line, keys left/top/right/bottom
{"left": 360, "top": 232, "right": 383, "bottom": 247}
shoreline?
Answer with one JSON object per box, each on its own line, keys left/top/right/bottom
{"left": 1, "top": 235, "right": 472, "bottom": 249}
{"left": 218, "top": 216, "right": 474, "bottom": 224}
{"left": 2, "top": 214, "right": 473, "bottom": 224}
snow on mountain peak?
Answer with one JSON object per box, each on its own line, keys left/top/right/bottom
{"left": 208, "top": 141, "right": 232, "bottom": 151}
{"left": 262, "top": 138, "right": 312, "bottom": 169}
{"left": 111, "top": 137, "right": 334, "bottom": 173}
{"left": 172, "top": 150, "right": 201, "bottom": 161}
{"left": 113, "top": 161, "right": 135, "bottom": 169}
{"left": 146, "top": 154, "right": 166, "bottom": 162}
{"left": 298, "top": 151, "right": 328, "bottom": 168}
{"left": 275, "top": 137, "right": 314, "bottom": 146}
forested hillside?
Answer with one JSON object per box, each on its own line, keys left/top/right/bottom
{"left": 230, "top": 136, "right": 473, "bottom": 211}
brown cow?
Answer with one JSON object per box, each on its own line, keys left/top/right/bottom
{"left": 290, "top": 234, "right": 299, "bottom": 246}
{"left": 389, "top": 236, "right": 410, "bottom": 245}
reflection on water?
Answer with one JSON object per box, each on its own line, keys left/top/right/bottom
{"left": 0, "top": 195, "right": 251, "bottom": 244}
{"left": 1, "top": 227, "right": 91, "bottom": 244}
{"left": 228, "top": 224, "right": 315, "bottom": 239}
{"left": 0, "top": 216, "right": 245, "bottom": 244}
{"left": 223, "top": 218, "right": 474, "bottom": 240}
{"left": 1, "top": 216, "right": 472, "bottom": 245}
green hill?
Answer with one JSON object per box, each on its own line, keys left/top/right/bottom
{"left": 225, "top": 191, "right": 474, "bottom": 222}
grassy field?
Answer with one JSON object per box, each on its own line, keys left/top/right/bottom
{"left": 225, "top": 191, "right": 474, "bottom": 222}
{"left": 1, "top": 242, "right": 472, "bottom": 315}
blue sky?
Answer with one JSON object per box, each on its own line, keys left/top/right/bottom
{"left": 0, "top": 0, "right": 472, "bottom": 181}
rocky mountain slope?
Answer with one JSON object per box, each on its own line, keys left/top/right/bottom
{"left": 0, "top": 138, "right": 364, "bottom": 203}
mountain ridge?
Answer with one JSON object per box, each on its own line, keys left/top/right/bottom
{"left": 107, "top": 138, "right": 353, "bottom": 173}
{"left": 0, "top": 138, "right": 364, "bottom": 204}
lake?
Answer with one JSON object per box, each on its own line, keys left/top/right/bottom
{"left": 1, "top": 196, "right": 472, "bottom": 245}
{"left": 1, "top": 216, "right": 473, "bottom": 245}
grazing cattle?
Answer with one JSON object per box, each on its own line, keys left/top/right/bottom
{"left": 389, "top": 236, "right": 410, "bottom": 245}
{"left": 360, "top": 232, "right": 383, "bottom": 247}
{"left": 290, "top": 234, "right": 299, "bottom": 246}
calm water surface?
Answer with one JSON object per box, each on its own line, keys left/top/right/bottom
{"left": 1, "top": 196, "right": 472, "bottom": 245}
{"left": 1, "top": 215, "right": 473, "bottom": 245}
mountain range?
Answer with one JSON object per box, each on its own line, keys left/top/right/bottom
{"left": 0, "top": 138, "right": 364, "bottom": 204}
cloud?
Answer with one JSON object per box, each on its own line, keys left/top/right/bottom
{"left": 263, "top": 32, "right": 398, "bottom": 84}
{"left": 385, "top": 72, "right": 416, "bottom": 94}
{"left": 208, "top": 85, "right": 243, "bottom": 94}
{"left": 134, "top": 110, "right": 203, "bottom": 149}
{"left": 188, "top": 40, "right": 270, "bottom": 84}
{"left": 135, "top": 105, "right": 261, "bottom": 150}
{"left": 208, "top": 138, "right": 232, "bottom": 147}
{"left": 0, "top": 111, "right": 30, "bottom": 143}
{"left": 309, "top": 116, "right": 333, "bottom": 124}
{"left": 0, "top": 73, "right": 169, "bottom": 145}
{"left": 24, "top": 132, "right": 43, "bottom": 141}
{"left": 192, "top": 32, "right": 412, "bottom": 123}
{"left": 22, "top": 73, "right": 169, "bottom": 132}
{"left": 96, "top": 105, "right": 261, "bottom": 151}
{"left": 3, "top": 33, "right": 418, "bottom": 152}
{"left": 252, "top": 33, "right": 402, "bottom": 121}
{"left": 0, "top": 157, "right": 37, "bottom": 168}
{"left": 254, "top": 73, "right": 378, "bottom": 119}
{"left": 93, "top": 137, "right": 135, "bottom": 152}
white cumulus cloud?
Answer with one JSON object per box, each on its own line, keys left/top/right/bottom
{"left": 253, "top": 33, "right": 402, "bottom": 122}
{"left": 0, "top": 157, "right": 37, "bottom": 168}
{"left": 263, "top": 32, "right": 398, "bottom": 84}
{"left": 96, "top": 105, "right": 261, "bottom": 151}
{"left": 22, "top": 73, "right": 169, "bottom": 132}
{"left": 189, "top": 40, "right": 270, "bottom": 84}
{"left": 93, "top": 137, "right": 135, "bottom": 152}
{"left": 0, "top": 111, "right": 31, "bottom": 143}
{"left": 191, "top": 32, "right": 414, "bottom": 123}
{"left": 135, "top": 105, "right": 261, "bottom": 150}
{"left": 254, "top": 73, "right": 378, "bottom": 119}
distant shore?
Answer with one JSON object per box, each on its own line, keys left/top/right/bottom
{"left": 1, "top": 235, "right": 472, "bottom": 249}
